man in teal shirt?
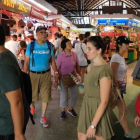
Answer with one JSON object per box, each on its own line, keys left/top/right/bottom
{"left": 0, "top": 25, "right": 29, "bottom": 139}
{"left": 24, "top": 26, "right": 59, "bottom": 128}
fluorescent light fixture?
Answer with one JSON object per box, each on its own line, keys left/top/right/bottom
{"left": 134, "top": 19, "right": 140, "bottom": 23}
{"left": 95, "top": 18, "right": 110, "bottom": 19}
{"left": 60, "top": 19, "right": 70, "bottom": 25}
{"left": 28, "top": 0, "right": 51, "bottom": 12}
{"left": 95, "top": 18, "right": 128, "bottom": 19}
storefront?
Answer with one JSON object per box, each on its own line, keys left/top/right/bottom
{"left": 91, "top": 14, "right": 140, "bottom": 60}
{"left": 0, "top": 0, "right": 57, "bottom": 39}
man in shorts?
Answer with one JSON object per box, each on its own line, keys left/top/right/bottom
{"left": 24, "top": 26, "right": 59, "bottom": 128}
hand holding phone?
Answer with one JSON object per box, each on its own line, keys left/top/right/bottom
{"left": 69, "top": 73, "right": 80, "bottom": 82}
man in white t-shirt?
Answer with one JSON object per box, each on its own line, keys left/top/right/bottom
{"left": 5, "top": 35, "right": 19, "bottom": 59}
{"left": 54, "top": 33, "right": 62, "bottom": 57}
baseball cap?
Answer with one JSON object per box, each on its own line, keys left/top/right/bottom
{"left": 36, "top": 26, "right": 47, "bottom": 33}
{"left": 116, "top": 36, "right": 133, "bottom": 44}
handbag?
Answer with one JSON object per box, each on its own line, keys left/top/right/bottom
{"left": 80, "top": 43, "right": 91, "bottom": 65}
{"left": 61, "top": 52, "right": 77, "bottom": 87}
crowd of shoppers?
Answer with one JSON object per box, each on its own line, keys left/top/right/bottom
{"left": 0, "top": 23, "right": 140, "bottom": 140}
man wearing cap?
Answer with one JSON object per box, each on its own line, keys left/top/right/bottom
{"left": 54, "top": 33, "right": 62, "bottom": 58}
{"left": 24, "top": 26, "right": 59, "bottom": 128}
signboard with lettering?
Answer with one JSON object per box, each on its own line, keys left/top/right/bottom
{"left": 98, "top": 19, "right": 128, "bottom": 26}
{"left": 128, "top": 20, "right": 140, "bottom": 29}
{"left": 0, "top": 0, "right": 31, "bottom": 16}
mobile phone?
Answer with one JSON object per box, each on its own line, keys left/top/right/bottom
{"left": 69, "top": 73, "right": 80, "bottom": 82}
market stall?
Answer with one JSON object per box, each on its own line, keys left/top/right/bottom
{"left": 91, "top": 14, "right": 140, "bottom": 60}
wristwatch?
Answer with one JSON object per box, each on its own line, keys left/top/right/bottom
{"left": 55, "top": 71, "right": 58, "bottom": 74}
{"left": 91, "top": 124, "right": 96, "bottom": 129}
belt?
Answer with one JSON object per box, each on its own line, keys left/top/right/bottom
{"left": 30, "top": 69, "right": 50, "bottom": 74}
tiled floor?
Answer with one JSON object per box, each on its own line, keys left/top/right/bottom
{"left": 25, "top": 62, "right": 140, "bottom": 140}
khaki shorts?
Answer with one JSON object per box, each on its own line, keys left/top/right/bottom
{"left": 30, "top": 71, "right": 52, "bottom": 103}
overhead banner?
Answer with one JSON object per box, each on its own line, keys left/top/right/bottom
{"left": 98, "top": 19, "right": 128, "bottom": 26}
{"left": 128, "top": 20, "right": 140, "bottom": 29}
{"left": 0, "top": 0, "right": 31, "bottom": 16}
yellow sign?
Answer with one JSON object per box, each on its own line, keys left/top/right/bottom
{"left": 0, "top": 0, "right": 31, "bottom": 16}
{"left": 18, "top": 2, "right": 28, "bottom": 13}
{"left": 3, "top": 0, "right": 15, "bottom": 8}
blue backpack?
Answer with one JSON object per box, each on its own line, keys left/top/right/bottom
{"left": 30, "top": 41, "right": 52, "bottom": 67}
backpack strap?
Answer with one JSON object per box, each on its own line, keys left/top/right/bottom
{"left": 30, "top": 41, "right": 35, "bottom": 67}
{"left": 46, "top": 41, "right": 51, "bottom": 54}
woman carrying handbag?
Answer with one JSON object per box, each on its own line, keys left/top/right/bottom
{"left": 110, "top": 36, "right": 140, "bottom": 139}
{"left": 56, "top": 39, "right": 81, "bottom": 120}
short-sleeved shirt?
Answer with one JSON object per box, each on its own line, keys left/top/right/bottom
{"left": 110, "top": 53, "right": 128, "bottom": 83}
{"left": 25, "top": 41, "right": 54, "bottom": 72}
{"left": 75, "top": 43, "right": 87, "bottom": 66}
{"left": 56, "top": 51, "right": 79, "bottom": 75}
{"left": 55, "top": 38, "right": 62, "bottom": 56}
{"left": 5, "top": 40, "right": 19, "bottom": 59}
{"left": 0, "top": 50, "right": 30, "bottom": 135}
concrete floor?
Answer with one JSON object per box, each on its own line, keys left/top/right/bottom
{"left": 25, "top": 61, "right": 140, "bottom": 140}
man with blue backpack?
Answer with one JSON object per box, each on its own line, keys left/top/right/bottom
{"left": 24, "top": 26, "right": 59, "bottom": 128}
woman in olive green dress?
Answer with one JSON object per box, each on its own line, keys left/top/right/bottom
{"left": 73, "top": 36, "right": 115, "bottom": 140}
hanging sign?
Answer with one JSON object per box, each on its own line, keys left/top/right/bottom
{"left": 0, "top": 0, "right": 31, "bottom": 16}
{"left": 98, "top": 19, "right": 128, "bottom": 26}
{"left": 128, "top": 20, "right": 140, "bottom": 29}
{"left": 30, "top": 8, "right": 46, "bottom": 21}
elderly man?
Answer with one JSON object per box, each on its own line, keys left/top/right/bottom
{"left": 24, "top": 26, "right": 59, "bottom": 128}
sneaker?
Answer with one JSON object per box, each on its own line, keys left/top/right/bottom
{"left": 60, "top": 111, "right": 66, "bottom": 120}
{"left": 30, "top": 107, "right": 35, "bottom": 117}
{"left": 67, "top": 109, "right": 77, "bottom": 118}
{"left": 40, "top": 116, "right": 49, "bottom": 128}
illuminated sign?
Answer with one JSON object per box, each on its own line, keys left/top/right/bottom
{"left": 97, "top": 19, "right": 128, "bottom": 26}
{"left": 0, "top": 0, "right": 31, "bottom": 16}
{"left": 128, "top": 20, "right": 140, "bottom": 29}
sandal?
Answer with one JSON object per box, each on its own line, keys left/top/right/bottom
{"left": 124, "top": 132, "right": 140, "bottom": 140}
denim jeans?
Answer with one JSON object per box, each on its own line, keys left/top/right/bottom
{"left": 118, "top": 83, "right": 126, "bottom": 98}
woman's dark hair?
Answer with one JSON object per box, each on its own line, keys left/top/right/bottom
{"left": 20, "top": 41, "right": 27, "bottom": 48}
{"left": 87, "top": 36, "right": 106, "bottom": 55}
{"left": 62, "top": 36, "right": 67, "bottom": 40}
{"left": 103, "top": 36, "right": 111, "bottom": 51}
{"left": 103, "top": 36, "right": 111, "bottom": 46}
{"left": 0, "top": 25, "right": 6, "bottom": 45}
{"left": 116, "top": 43, "right": 121, "bottom": 52}
{"left": 85, "top": 32, "right": 90, "bottom": 38}
{"left": 79, "top": 34, "right": 84, "bottom": 41}
{"left": 61, "top": 39, "right": 70, "bottom": 50}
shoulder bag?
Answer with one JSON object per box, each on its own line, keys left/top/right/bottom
{"left": 61, "top": 52, "right": 77, "bottom": 87}
{"left": 80, "top": 43, "right": 91, "bottom": 65}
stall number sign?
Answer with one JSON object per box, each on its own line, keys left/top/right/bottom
{"left": 0, "top": 0, "right": 31, "bottom": 16}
